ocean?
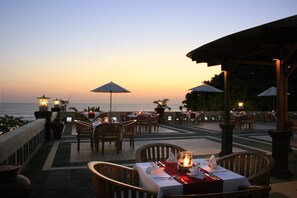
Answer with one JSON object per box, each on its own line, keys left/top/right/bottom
{"left": 0, "top": 103, "right": 182, "bottom": 120}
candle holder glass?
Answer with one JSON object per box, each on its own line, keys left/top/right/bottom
{"left": 177, "top": 151, "right": 193, "bottom": 172}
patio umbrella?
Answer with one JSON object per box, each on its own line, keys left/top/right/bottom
{"left": 189, "top": 83, "right": 223, "bottom": 109}
{"left": 190, "top": 83, "right": 224, "bottom": 93}
{"left": 257, "top": 86, "right": 290, "bottom": 110}
{"left": 257, "top": 86, "right": 291, "bottom": 97}
{"left": 91, "top": 81, "right": 130, "bottom": 118}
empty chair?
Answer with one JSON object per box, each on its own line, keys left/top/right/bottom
{"left": 149, "top": 114, "right": 159, "bottom": 132}
{"left": 165, "top": 185, "right": 271, "bottom": 198}
{"left": 94, "top": 123, "right": 123, "bottom": 155}
{"left": 136, "top": 115, "right": 150, "bottom": 133}
{"left": 175, "top": 112, "right": 187, "bottom": 125}
{"left": 135, "top": 143, "right": 186, "bottom": 162}
{"left": 217, "top": 152, "right": 274, "bottom": 185}
{"left": 239, "top": 114, "right": 255, "bottom": 130}
{"left": 120, "top": 114, "right": 129, "bottom": 122}
{"left": 195, "top": 112, "right": 205, "bottom": 125}
{"left": 74, "top": 120, "right": 93, "bottom": 151}
{"left": 75, "top": 112, "right": 86, "bottom": 121}
{"left": 88, "top": 161, "right": 157, "bottom": 198}
{"left": 260, "top": 112, "right": 275, "bottom": 122}
{"left": 122, "top": 119, "right": 137, "bottom": 149}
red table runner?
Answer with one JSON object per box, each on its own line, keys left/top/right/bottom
{"left": 163, "top": 161, "right": 223, "bottom": 194}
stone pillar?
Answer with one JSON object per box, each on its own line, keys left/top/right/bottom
{"left": 34, "top": 111, "right": 53, "bottom": 140}
{"left": 219, "top": 123, "right": 235, "bottom": 156}
{"left": 269, "top": 130, "right": 292, "bottom": 179}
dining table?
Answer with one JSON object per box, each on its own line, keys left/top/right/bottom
{"left": 134, "top": 158, "right": 250, "bottom": 198}
{"left": 82, "top": 112, "right": 100, "bottom": 122}
{"left": 183, "top": 111, "right": 201, "bottom": 122}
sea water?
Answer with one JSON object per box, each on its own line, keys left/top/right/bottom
{"left": 0, "top": 103, "right": 182, "bottom": 120}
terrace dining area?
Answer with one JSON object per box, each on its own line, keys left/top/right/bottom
{"left": 12, "top": 112, "right": 296, "bottom": 198}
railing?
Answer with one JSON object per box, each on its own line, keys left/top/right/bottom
{"left": 0, "top": 112, "right": 57, "bottom": 168}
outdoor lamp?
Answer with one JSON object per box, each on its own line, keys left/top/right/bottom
{"left": 238, "top": 102, "right": 244, "bottom": 110}
{"left": 178, "top": 151, "right": 193, "bottom": 172}
{"left": 53, "top": 98, "right": 60, "bottom": 108}
{"left": 37, "top": 94, "right": 50, "bottom": 111}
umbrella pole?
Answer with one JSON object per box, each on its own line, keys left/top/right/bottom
{"left": 110, "top": 91, "right": 112, "bottom": 119}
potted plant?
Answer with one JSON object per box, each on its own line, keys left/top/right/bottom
{"left": 153, "top": 99, "right": 171, "bottom": 123}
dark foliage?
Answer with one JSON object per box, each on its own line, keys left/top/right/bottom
{"left": 0, "top": 115, "right": 30, "bottom": 135}
{"left": 183, "top": 66, "right": 297, "bottom": 111}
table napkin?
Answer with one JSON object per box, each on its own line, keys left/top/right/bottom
{"left": 208, "top": 155, "right": 217, "bottom": 170}
{"left": 166, "top": 151, "right": 178, "bottom": 163}
{"left": 187, "top": 164, "right": 205, "bottom": 180}
{"left": 146, "top": 162, "right": 163, "bottom": 174}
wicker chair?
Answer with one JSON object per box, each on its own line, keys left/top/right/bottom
{"left": 122, "top": 119, "right": 137, "bottom": 149}
{"left": 149, "top": 114, "right": 159, "bottom": 132}
{"left": 217, "top": 152, "right": 274, "bottom": 185}
{"left": 195, "top": 112, "right": 205, "bottom": 125}
{"left": 88, "top": 161, "right": 157, "bottom": 198}
{"left": 135, "top": 143, "right": 186, "bottom": 162}
{"left": 165, "top": 185, "right": 271, "bottom": 198}
{"left": 239, "top": 114, "right": 255, "bottom": 130}
{"left": 175, "top": 112, "right": 187, "bottom": 125}
{"left": 136, "top": 115, "right": 150, "bottom": 133}
{"left": 75, "top": 112, "right": 86, "bottom": 121}
{"left": 74, "top": 120, "right": 93, "bottom": 151}
{"left": 94, "top": 123, "right": 123, "bottom": 155}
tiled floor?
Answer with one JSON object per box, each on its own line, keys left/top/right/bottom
{"left": 22, "top": 121, "right": 297, "bottom": 198}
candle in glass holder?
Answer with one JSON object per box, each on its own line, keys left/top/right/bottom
{"left": 178, "top": 151, "right": 193, "bottom": 172}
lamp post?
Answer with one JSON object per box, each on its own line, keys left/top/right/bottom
{"left": 34, "top": 94, "right": 52, "bottom": 140}
{"left": 37, "top": 94, "right": 50, "bottom": 111}
{"left": 53, "top": 98, "right": 60, "bottom": 108}
{"left": 51, "top": 98, "right": 65, "bottom": 140}
{"left": 51, "top": 98, "right": 61, "bottom": 118}
{"left": 238, "top": 102, "right": 244, "bottom": 111}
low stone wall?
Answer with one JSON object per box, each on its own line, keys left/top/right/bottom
{"left": 59, "top": 110, "right": 297, "bottom": 124}
{"left": 0, "top": 119, "right": 46, "bottom": 166}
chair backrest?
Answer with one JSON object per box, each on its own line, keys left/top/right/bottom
{"left": 217, "top": 152, "right": 274, "bottom": 185}
{"left": 94, "top": 122, "right": 123, "bottom": 139}
{"left": 122, "top": 120, "right": 137, "bottom": 134}
{"left": 165, "top": 185, "right": 271, "bottom": 198}
{"left": 88, "top": 161, "right": 157, "bottom": 198}
{"left": 98, "top": 112, "right": 109, "bottom": 120}
{"left": 135, "top": 143, "right": 186, "bottom": 162}
{"left": 74, "top": 119, "right": 93, "bottom": 133}
{"left": 75, "top": 112, "right": 85, "bottom": 121}
{"left": 137, "top": 115, "right": 150, "bottom": 123}
{"left": 150, "top": 114, "right": 159, "bottom": 124}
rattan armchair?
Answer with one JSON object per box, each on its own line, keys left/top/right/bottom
{"left": 165, "top": 185, "right": 271, "bottom": 198}
{"left": 149, "top": 114, "right": 159, "bottom": 132}
{"left": 136, "top": 115, "right": 150, "bottom": 133}
{"left": 94, "top": 123, "right": 123, "bottom": 155}
{"left": 75, "top": 112, "right": 86, "bottom": 121}
{"left": 74, "top": 120, "right": 93, "bottom": 151}
{"left": 217, "top": 152, "right": 274, "bottom": 185}
{"left": 175, "top": 112, "right": 187, "bottom": 125}
{"left": 122, "top": 119, "right": 137, "bottom": 149}
{"left": 88, "top": 161, "right": 157, "bottom": 198}
{"left": 135, "top": 143, "right": 186, "bottom": 162}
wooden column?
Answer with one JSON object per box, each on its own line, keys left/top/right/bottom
{"left": 269, "top": 58, "right": 292, "bottom": 178}
{"left": 224, "top": 70, "right": 230, "bottom": 124}
{"left": 219, "top": 69, "right": 234, "bottom": 156}
{"left": 276, "top": 59, "right": 286, "bottom": 130}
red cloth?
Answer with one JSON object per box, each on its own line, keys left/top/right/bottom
{"left": 190, "top": 112, "right": 196, "bottom": 119}
{"left": 88, "top": 112, "right": 95, "bottom": 118}
{"left": 163, "top": 161, "right": 223, "bottom": 194}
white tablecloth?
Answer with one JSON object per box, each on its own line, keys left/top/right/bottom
{"left": 82, "top": 112, "right": 100, "bottom": 122}
{"left": 134, "top": 159, "right": 250, "bottom": 198}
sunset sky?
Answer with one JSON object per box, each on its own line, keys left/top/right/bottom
{"left": 1, "top": 0, "right": 297, "bottom": 105}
